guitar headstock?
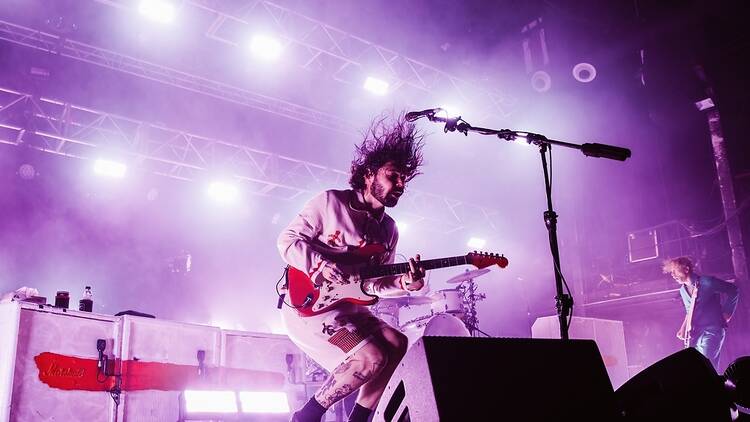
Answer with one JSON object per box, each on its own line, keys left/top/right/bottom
{"left": 466, "top": 251, "right": 508, "bottom": 269}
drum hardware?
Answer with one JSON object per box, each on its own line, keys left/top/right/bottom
{"left": 372, "top": 296, "right": 435, "bottom": 328}
{"left": 399, "top": 313, "right": 470, "bottom": 347}
{"left": 445, "top": 268, "right": 491, "bottom": 284}
{"left": 385, "top": 295, "right": 435, "bottom": 306}
{"left": 428, "top": 289, "right": 465, "bottom": 315}
{"left": 457, "top": 279, "right": 486, "bottom": 336}
{"left": 447, "top": 269, "right": 490, "bottom": 336}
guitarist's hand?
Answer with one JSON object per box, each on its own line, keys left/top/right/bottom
{"left": 401, "top": 254, "right": 426, "bottom": 291}
{"left": 320, "top": 261, "right": 349, "bottom": 286}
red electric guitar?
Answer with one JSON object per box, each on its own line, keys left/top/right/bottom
{"left": 284, "top": 244, "right": 508, "bottom": 316}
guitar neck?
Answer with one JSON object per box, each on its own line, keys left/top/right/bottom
{"left": 359, "top": 256, "right": 470, "bottom": 279}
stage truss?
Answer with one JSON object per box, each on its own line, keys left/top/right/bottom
{"left": 94, "top": 0, "right": 517, "bottom": 122}
{"left": 0, "top": 86, "right": 501, "bottom": 234}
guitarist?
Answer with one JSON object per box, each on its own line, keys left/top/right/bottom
{"left": 278, "top": 114, "right": 427, "bottom": 422}
{"left": 663, "top": 256, "right": 739, "bottom": 370}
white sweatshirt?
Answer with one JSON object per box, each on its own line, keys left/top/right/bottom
{"left": 277, "top": 189, "right": 406, "bottom": 297}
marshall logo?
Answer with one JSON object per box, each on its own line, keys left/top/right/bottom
{"left": 42, "top": 360, "right": 85, "bottom": 378}
{"left": 34, "top": 352, "right": 106, "bottom": 391}
{"left": 33, "top": 351, "right": 287, "bottom": 392}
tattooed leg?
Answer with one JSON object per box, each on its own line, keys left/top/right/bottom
{"left": 314, "top": 343, "right": 388, "bottom": 408}
{"left": 356, "top": 326, "right": 409, "bottom": 409}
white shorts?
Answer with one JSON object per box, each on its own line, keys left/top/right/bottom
{"left": 281, "top": 302, "right": 386, "bottom": 372}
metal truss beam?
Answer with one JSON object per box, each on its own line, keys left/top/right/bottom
{"left": 0, "top": 86, "right": 501, "bottom": 234}
{"left": 0, "top": 19, "right": 356, "bottom": 135}
{"left": 95, "top": 0, "right": 517, "bottom": 122}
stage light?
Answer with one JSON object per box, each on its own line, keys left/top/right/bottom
{"left": 695, "top": 97, "right": 715, "bottom": 111}
{"left": 182, "top": 390, "right": 238, "bottom": 414}
{"left": 250, "top": 35, "right": 284, "bottom": 61}
{"left": 396, "top": 221, "right": 409, "bottom": 232}
{"left": 239, "top": 391, "right": 290, "bottom": 414}
{"left": 93, "top": 159, "right": 127, "bottom": 178}
{"left": 572, "top": 62, "right": 597, "bottom": 83}
{"left": 363, "top": 77, "right": 389, "bottom": 96}
{"left": 531, "top": 70, "right": 551, "bottom": 93}
{"left": 17, "top": 163, "right": 36, "bottom": 180}
{"left": 436, "top": 106, "right": 460, "bottom": 119}
{"left": 207, "top": 181, "right": 239, "bottom": 203}
{"left": 467, "top": 237, "right": 486, "bottom": 249}
{"left": 138, "top": 0, "right": 176, "bottom": 24}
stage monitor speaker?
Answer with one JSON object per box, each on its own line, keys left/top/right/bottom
{"left": 615, "top": 348, "right": 732, "bottom": 421}
{"left": 373, "top": 336, "right": 618, "bottom": 421}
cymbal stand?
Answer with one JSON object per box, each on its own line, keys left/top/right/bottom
{"left": 458, "top": 279, "right": 488, "bottom": 337}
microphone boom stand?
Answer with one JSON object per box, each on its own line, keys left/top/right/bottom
{"left": 415, "top": 111, "right": 631, "bottom": 339}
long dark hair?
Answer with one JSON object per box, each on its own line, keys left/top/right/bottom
{"left": 349, "top": 114, "right": 425, "bottom": 190}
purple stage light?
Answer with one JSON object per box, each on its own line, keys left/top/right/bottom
{"left": 467, "top": 237, "right": 486, "bottom": 249}
{"left": 531, "top": 70, "right": 551, "bottom": 92}
{"left": 572, "top": 62, "right": 597, "bottom": 83}
{"left": 182, "top": 390, "right": 237, "bottom": 414}
{"left": 238, "top": 391, "right": 290, "bottom": 414}
{"left": 138, "top": 0, "right": 176, "bottom": 24}
{"left": 93, "top": 159, "right": 127, "bottom": 178}
{"left": 207, "top": 181, "right": 239, "bottom": 203}
{"left": 17, "top": 164, "right": 36, "bottom": 180}
{"left": 249, "top": 35, "right": 284, "bottom": 62}
{"left": 363, "top": 76, "right": 389, "bottom": 96}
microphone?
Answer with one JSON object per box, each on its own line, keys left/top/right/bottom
{"left": 405, "top": 108, "right": 441, "bottom": 122}
{"left": 301, "top": 293, "right": 314, "bottom": 308}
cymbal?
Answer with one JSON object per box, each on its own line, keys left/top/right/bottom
{"left": 445, "top": 268, "right": 491, "bottom": 284}
{"left": 379, "top": 295, "right": 434, "bottom": 307}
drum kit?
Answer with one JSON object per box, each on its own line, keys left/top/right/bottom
{"left": 373, "top": 268, "right": 491, "bottom": 346}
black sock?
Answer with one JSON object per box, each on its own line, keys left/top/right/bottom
{"left": 347, "top": 403, "right": 372, "bottom": 422}
{"left": 293, "top": 396, "right": 327, "bottom": 422}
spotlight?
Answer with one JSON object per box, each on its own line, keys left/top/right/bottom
{"left": 93, "top": 159, "right": 127, "bottom": 178}
{"left": 180, "top": 390, "right": 237, "bottom": 420}
{"left": 396, "top": 221, "right": 409, "bottom": 232}
{"left": 249, "top": 34, "right": 284, "bottom": 62}
{"left": 695, "top": 97, "right": 715, "bottom": 111}
{"left": 436, "top": 106, "right": 460, "bottom": 119}
{"left": 207, "top": 181, "right": 239, "bottom": 203}
{"left": 238, "top": 391, "right": 290, "bottom": 414}
{"left": 17, "top": 163, "right": 37, "bottom": 180}
{"left": 179, "top": 390, "right": 291, "bottom": 420}
{"left": 572, "top": 62, "right": 597, "bottom": 83}
{"left": 530, "top": 70, "right": 551, "bottom": 93}
{"left": 363, "top": 77, "right": 389, "bottom": 96}
{"left": 138, "top": 0, "right": 176, "bottom": 24}
{"left": 467, "top": 237, "right": 486, "bottom": 249}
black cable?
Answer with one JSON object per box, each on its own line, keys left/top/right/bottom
{"left": 275, "top": 266, "right": 308, "bottom": 309}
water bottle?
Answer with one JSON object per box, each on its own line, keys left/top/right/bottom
{"left": 79, "top": 286, "right": 93, "bottom": 312}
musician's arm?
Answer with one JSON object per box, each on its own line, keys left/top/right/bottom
{"left": 713, "top": 277, "right": 739, "bottom": 322}
{"left": 676, "top": 315, "right": 688, "bottom": 340}
{"left": 277, "top": 192, "right": 330, "bottom": 284}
